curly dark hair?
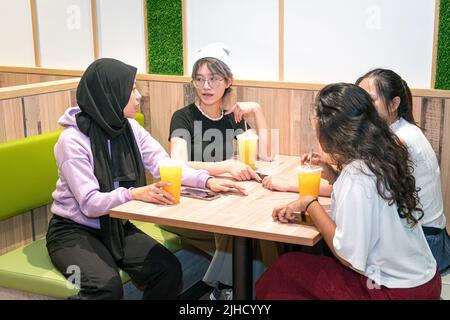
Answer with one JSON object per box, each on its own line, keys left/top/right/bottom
{"left": 314, "top": 83, "right": 423, "bottom": 225}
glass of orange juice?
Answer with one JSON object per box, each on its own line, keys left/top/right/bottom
{"left": 237, "top": 131, "right": 258, "bottom": 169}
{"left": 297, "top": 165, "right": 322, "bottom": 198}
{"left": 158, "top": 159, "right": 183, "bottom": 204}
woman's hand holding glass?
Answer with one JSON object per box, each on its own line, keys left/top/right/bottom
{"left": 131, "top": 181, "right": 174, "bottom": 205}
{"left": 301, "top": 151, "right": 338, "bottom": 184}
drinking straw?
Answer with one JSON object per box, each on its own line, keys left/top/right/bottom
{"left": 308, "top": 149, "right": 313, "bottom": 167}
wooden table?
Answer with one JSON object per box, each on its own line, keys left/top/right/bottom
{"left": 109, "top": 155, "right": 330, "bottom": 299}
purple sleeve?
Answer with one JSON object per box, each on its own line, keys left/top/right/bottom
{"left": 57, "top": 154, "right": 132, "bottom": 218}
{"left": 132, "top": 121, "right": 210, "bottom": 188}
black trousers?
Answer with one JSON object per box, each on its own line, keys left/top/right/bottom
{"left": 46, "top": 215, "right": 182, "bottom": 300}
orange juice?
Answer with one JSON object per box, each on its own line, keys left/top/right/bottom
{"left": 297, "top": 166, "right": 322, "bottom": 198}
{"left": 158, "top": 159, "right": 183, "bottom": 204}
{"left": 237, "top": 135, "right": 258, "bottom": 169}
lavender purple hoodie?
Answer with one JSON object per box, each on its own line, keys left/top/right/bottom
{"left": 51, "top": 107, "right": 210, "bottom": 229}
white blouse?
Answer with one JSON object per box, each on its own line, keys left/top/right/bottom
{"left": 330, "top": 160, "right": 436, "bottom": 288}
{"left": 390, "top": 117, "right": 446, "bottom": 229}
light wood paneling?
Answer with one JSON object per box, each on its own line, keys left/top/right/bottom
{"left": 0, "top": 98, "right": 25, "bottom": 142}
{"left": 441, "top": 99, "right": 450, "bottom": 232}
{"left": 0, "top": 78, "right": 79, "bottom": 100}
{"left": 2, "top": 66, "right": 450, "bottom": 98}
{"left": 23, "top": 90, "right": 72, "bottom": 134}
{"left": 431, "top": 0, "right": 441, "bottom": 88}
{"left": 412, "top": 96, "right": 423, "bottom": 125}
{"left": 30, "top": 0, "right": 40, "bottom": 67}
{"left": 0, "top": 213, "right": 33, "bottom": 255}
{"left": 422, "top": 98, "right": 445, "bottom": 162}
{"left": 143, "top": 0, "right": 149, "bottom": 74}
{"left": 32, "top": 205, "right": 53, "bottom": 240}
{"left": 91, "top": 0, "right": 99, "bottom": 60}
{"left": 0, "top": 73, "right": 70, "bottom": 88}
{"left": 237, "top": 87, "right": 318, "bottom": 156}
{"left": 137, "top": 80, "right": 151, "bottom": 132}
{"left": 148, "top": 81, "right": 185, "bottom": 152}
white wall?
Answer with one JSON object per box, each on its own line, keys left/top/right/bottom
{"left": 0, "top": 0, "right": 35, "bottom": 67}
{"left": 284, "top": 0, "right": 436, "bottom": 88}
{"left": 186, "top": 0, "right": 279, "bottom": 81}
{"left": 96, "top": 0, "right": 146, "bottom": 72}
{"left": 0, "top": 0, "right": 438, "bottom": 88}
{"left": 36, "top": 0, "right": 94, "bottom": 69}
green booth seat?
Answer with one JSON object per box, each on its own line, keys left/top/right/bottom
{"left": 0, "top": 112, "right": 187, "bottom": 298}
{"left": 0, "top": 223, "right": 183, "bottom": 298}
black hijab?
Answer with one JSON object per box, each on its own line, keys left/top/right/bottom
{"left": 76, "top": 58, "right": 146, "bottom": 261}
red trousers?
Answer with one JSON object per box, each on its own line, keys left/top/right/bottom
{"left": 255, "top": 252, "right": 441, "bottom": 300}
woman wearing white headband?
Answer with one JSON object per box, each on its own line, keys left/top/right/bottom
{"left": 163, "top": 42, "right": 277, "bottom": 300}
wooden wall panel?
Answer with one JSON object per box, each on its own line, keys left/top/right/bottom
{"left": 148, "top": 82, "right": 185, "bottom": 153}
{"left": 32, "top": 205, "right": 53, "bottom": 241}
{"left": 0, "top": 72, "right": 70, "bottom": 88}
{"left": 422, "top": 98, "right": 445, "bottom": 163}
{"left": 0, "top": 213, "right": 33, "bottom": 256}
{"left": 412, "top": 96, "right": 423, "bottom": 125}
{"left": 23, "top": 90, "right": 72, "bottom": 134}
{"left": 237, "top": 87, "right": 319, "bottom": 157}
{"left": 441, "top": 99, "right": 450, "bottom": 232}
{"left": 0, "top": 98, "right": 25, "bottom": 142}
{"left": 137, "top": 80, "right": 151, "bottom": 132}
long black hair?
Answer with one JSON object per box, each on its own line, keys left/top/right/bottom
{"left": 315, "top": 83, "right": 423, "bottom": 226}
{"left": 356, "top": 68, "right": 415, "bottom": 125}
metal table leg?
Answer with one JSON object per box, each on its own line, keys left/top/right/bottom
{"left": 232, "top": 236, "right": 253, "bottom": 300}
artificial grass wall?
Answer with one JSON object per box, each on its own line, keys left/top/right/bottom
{"left": 147, "top": 0, "right": 183, "bottom": 75}
{"left": 435, "top": 0, "right": 450, "bottom": 90}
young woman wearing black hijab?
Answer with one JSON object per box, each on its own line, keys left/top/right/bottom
{"left": 46, "top": 58, "right": 245, "bottom": 299}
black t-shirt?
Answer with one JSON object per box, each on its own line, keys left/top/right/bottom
{"left": 169, "top": 103, "right": 247, "bottom": 162}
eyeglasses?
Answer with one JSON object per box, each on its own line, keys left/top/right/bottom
{"left": 193, "top": 75, "right": 225, "bottom": 89}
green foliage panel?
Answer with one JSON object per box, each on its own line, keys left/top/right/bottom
{"left": 435, "top": 0, "right": 450, "bottom": 89}
{"left": 147, "top": 0, "right": 183, "bottom": 75}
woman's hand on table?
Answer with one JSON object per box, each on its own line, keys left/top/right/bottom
{"left": 272, "top": 195, "right": 315, "bottom": 223}
{"left": 225, "top": 159, "right": 262, "bottom": 182}
{"left": 262, "top": 175, "right": 297, "bottom": 192}
{"left": 131, "top": 181, "right": 174, "bottom": 205}
{"left": 206, "top": 178, "right": 248, "bottom": 195}
{"left": 301, "top": 152, "right": 338, "bottom": 184}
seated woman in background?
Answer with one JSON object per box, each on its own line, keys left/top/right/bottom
{"left": 263, "top": 68, "right": 450, "bottom": 274}
{"left": 165, "top": 42, "right": 278, "bottom": 300}
{"left": 356, "top": 68, "right": 450, "bottom": 273}
{"left": 46, "top": 58, "right": 242, "bottom": 300}
{"left": 256, "top": 83, "right": 441, "bottom": 300}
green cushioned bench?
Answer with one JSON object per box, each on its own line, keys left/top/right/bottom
{"left": 0, "top": 113, "right": 187, "bottom": 298}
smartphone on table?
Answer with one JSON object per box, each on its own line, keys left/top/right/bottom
{"left": 255, "top": 172, "right": 269, "bottom": 182}
{"left": 181, "top": 187, "right": 220, "bottom": 201}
